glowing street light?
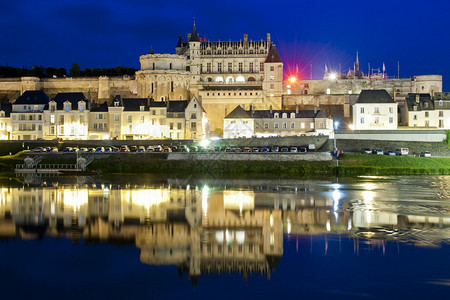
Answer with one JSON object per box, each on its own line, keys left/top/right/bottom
{"left": 288, "top": 76, "right": 297, "bottom": 83}
{"left": 328, "top": 73, "right": 337, "bottom": 80}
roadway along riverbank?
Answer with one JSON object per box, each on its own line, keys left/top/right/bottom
{"left": 1, "top": 151, "right": 449, "bottom": 177}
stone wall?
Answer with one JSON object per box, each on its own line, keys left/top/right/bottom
{"left": 167, "top": 152, "right": 332, "bottom": 161}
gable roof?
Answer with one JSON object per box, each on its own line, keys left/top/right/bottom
{"left": 14, "top": 90, "right": 49, "bottom": 105}
{"left": 51, "top": 92, "right": 87, "bottom": 110}
{"left": 265, "top": 44, "right": 282, "bottom": 63}
{"left": 356, "top": 90, "right": 395, "bottom": 104}
{"left": 224, "top": 105, "right": 251, "bottom": 119}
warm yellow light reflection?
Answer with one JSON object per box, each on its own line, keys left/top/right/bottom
{"left": 63, "top": 189, "right": 88, "bottom": 211}
{"left": 223, "top": 191, "right": 254, "bottom": 211}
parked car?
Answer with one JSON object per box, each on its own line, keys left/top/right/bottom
{"left": 384, "top": 150, "right": 396, "bottom": 156}
{"left": 31, "top": 147, "right": 46, "bottom": 153}
{"left": 271, "top": 146, "right": 279, "bottom": 152}
{"left": 299, "top": 146, "right": 307, "bottom": 153}
{"left": 171, "top": 146, "right": 178, "bottom": 152}
{"left": 243, "top": 147, "right": 252, "bottom": 152}
{"left": 137, "top": 146, "right": 146, "bottom": 153}
{"left": 225, "top": 147, "right": 232, "bottom": 152}
{"left": 419, "top": 151, "right": 431, "bottom": 157}
{"left": 95, "top": 147, "right": 104, "bottom": 153}
{"left": 163, "top": 146, "right": 171, "bottom": 152}
{"left": 112, "top": 146, "right": 119, "bottom": 153}
{"left": 280, "top": 147, "right": 289, "bottom": 152}
{"left": 120, "top": 145, "right": 130, "bottom": 152}
{"left": 261, "top": 147, "right": 270, "bottom": 153}
{"left": 252, "top": 147, "right": 260, "bottom": 152}
{"left": 104, "top": 147, "right": 112, "bottom": 153}
{"left": 396, "top": 148, "right": 409, "bottom": 156}
{"left": 50, "top": 147, "right": 59, "bottom": 152}
{"left": 62, "top": 147, "right": 72, "bottom": 153}
{"left": 87, "top": 147, "right": 96, "bottom": 153}
{"left": 146, "top": 146, "right": 154, "bottom": 153}
{"left": 372, "top": 148, "right": 383, "bottom": 155}
{"left": 362, "top": 148, "right": 372, "bottom": 154}
{"left": 179, "top": 145, "right": 188, "bottom": 152}
{"left": 129, "top": 145, "right": 138, "bottom": 152}
{"left": 290, "top": 146, "right": 298, "bottom": 153}
{"left": 79, "top": 147, "right": 88, "bottom": 153}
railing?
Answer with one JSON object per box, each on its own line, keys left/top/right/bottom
{"left": 16, "top": 164, "right": 78, "bottom": 170}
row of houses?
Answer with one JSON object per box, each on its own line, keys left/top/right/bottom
{"left": 221, "top": 89, "right": 450, "bottom": 139}
{"left": 0, "top": 91, "right": 208, "bottom": 141}
{"left": 352, "top": 90, "right": 450, "bottom": 130}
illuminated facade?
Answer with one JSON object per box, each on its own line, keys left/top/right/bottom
{"left": 223, "top": 105, "right": 333, "bottom": 138}
{"left": 401, "top": 93, "right": 450, "bottom": 129}
{"left": 2, "top": 90, "right": 208, "bottom": 141}
{"left": 352, "top": 90, "right": 398, "bottom": 130}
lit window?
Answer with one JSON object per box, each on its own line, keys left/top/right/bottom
{"left": 270, "top": 66, "right": 274, "bottom": 71}
{"left": 389, "top": 117, "right": 393, "bottom": 123}
{"left": 360, "top": 117, "right": 364, "bottom": 124}
{"left": 360, "top": 107, "right": 364, "bottom": 114}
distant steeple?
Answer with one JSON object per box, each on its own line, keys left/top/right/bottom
{"left": 189, "top": 19, "right": 200, "bottom": 42}
{"left": 355, "top": 51, "right": 360, "bottom": 72}
{"left": 176, "top": 34, "right": 183, "bottom": 48}
{"left": 150, "top": 45, "right": 154, "bottom": 54}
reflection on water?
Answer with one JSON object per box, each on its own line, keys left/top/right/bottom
{"left": 0, "top": 175, "right": 449, "bottom": 285}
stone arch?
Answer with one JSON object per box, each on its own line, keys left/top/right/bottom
{"left": 248, "top": 77, "right": 256, "bottom": 82}
{"left": 236, "top": 76, "right": 245, "bottom": 82}
{"left": 226, "top": 76, "right": 234, "bottom": 84}
{"left": 215, "top": 76, "right": 224, "bottom": 83}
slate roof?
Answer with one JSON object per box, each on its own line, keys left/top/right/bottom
{"left": 434, "top": 92, "right": 450, "bottom": 100}
{"left": 14, "top": 90, "right": 49, "bottom": 105}
{"left": 225, "top": 105, "right": 327, "bottom": 119}
{"left": 406, "top": 93, "right": 435, "bottom": 111}
{"left": 251, "top": 109, "right": 327, "bottom": 119}
{"left": 51, "top": 92, "right": 87, "bottom": 110}
{"left": 0, "top": 101, "right": 12, "bottom": 117}
{"left": 168, "top": 100, "right": 188, "bottom": 113}
{"left": 91, "top": 101, "right": 108, "bottom": 112}
{"left": 122, "top": 98, "right": 149, "bottom": 111}
{"left": 265, "top": 44, "right": 282, "bottom": 63}
{"left": 189, "top": 23, "right": 200, "bottom": 42}
{"left": 224, "top": 105, "right": 251, "bottom": 119}
{"left": 355, "top": 90, "right": 395, "bottom": 104}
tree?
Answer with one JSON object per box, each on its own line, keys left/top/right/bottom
{"left": 70, "top": 63, "right": 81, "bottom": 77}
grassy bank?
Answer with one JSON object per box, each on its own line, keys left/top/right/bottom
{"left": 1, "top": 152, "right": 449, "bottom": 177}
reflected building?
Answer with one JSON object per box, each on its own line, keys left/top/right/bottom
{"left": 1, "top": 178, "right": 449, "bottom": 283}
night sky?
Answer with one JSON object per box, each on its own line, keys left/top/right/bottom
{"left": 1, "top": 0, "right": 450, "bottom": 90}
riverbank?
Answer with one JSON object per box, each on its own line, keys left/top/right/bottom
{"left": 2, "top": 152, "right": 449, "bottom": 177}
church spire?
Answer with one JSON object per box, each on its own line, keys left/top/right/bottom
{"left": 149, "top": 45, "right": 154, "bottom": 54}
{"left": 355, "top": 51, "right": 360, "bottom": 72}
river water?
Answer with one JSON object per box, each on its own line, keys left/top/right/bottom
{"left": 0, "top": 175, "right": 449, "bottom": 299}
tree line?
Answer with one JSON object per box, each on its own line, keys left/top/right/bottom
{"left": 70, "top": 63, "right": 137, "bottom": 77}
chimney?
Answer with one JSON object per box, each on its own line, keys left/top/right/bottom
{"left": 250, "top": 104, "right": 253, "bottom": 117}
{"left": 244, "top": 34, "right": 248, "bottom": 42}
{"left": 270, "top": 105, "right": 272, "bottom": 114}
{"left": 267, "top": 33, "right": 271, "bottom": 43}
{"left": 296, "top": 104, "right": 299, "bottom": 114}
{"left": 314, "top": 106, "right": 317, "bottom": 114}
{"left": 415, "top": 94, "right": 420, "bottom": 103}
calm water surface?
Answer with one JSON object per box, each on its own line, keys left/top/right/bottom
{"left": 0, "top": 175, "right": 449, "bottom": 299}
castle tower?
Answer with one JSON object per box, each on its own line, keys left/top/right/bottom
{"left": 263, "top": 44, "right": 283, "bottom": 109}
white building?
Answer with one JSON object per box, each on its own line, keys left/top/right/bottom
{"left": 352, "top": 90, "right": 398, "bottom": 130}
{"left": 44, "top": 92, "right": 90, "bottom": 140}
{"left": 402, "top": 93, "right": 450, "bottom": 129}
{"left": 10, "top": 90, "right": 47, "bottom": 140}
{"left": 224, "top": 105, "right": 333, "bottom": 138}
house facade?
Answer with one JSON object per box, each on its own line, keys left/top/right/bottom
{"left": 352, "top": 90, "right": 398, "bottom": 130}
{"left": 401, "top": 93, "right": 450, "bottom": 129}
{"left": 224, "top": 105, "right": 333, "bottom": 138}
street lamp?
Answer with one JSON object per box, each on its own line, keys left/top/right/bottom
{"left": 334, "top": 121, "right": 340, "bottom": 165}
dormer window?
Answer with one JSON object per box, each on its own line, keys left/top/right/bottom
{"left": 50, "top": 104, "right": 56, "bottom": 112}
{"left": 274, "top": 113, "right": 279, "bottom": 118}
{"left": 79, "top": 103, "right": 85, "bottom": 112}
{"left": 114, "top": 102, "right": 119, "bottom": 107}
{"left": 413, "top": 105, "right": 417, "bottom": 111}
{"left": 65, "top": 104, "right": 70, "bottom": 112}
{"left": 424, "top": 102, "right": 429, "bottom": 108}
{"left": 290, "top": 113, "right": 295, "bottom": 118}
{"left": 140, "top": 106, "right": 144, "bottom": 111}
{"left": 282, "top": 113, "right": 287, "bottom": 118}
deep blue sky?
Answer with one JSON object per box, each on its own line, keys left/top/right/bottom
{"left": 1, "top": 0, "right": 450, "bottom": 90}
